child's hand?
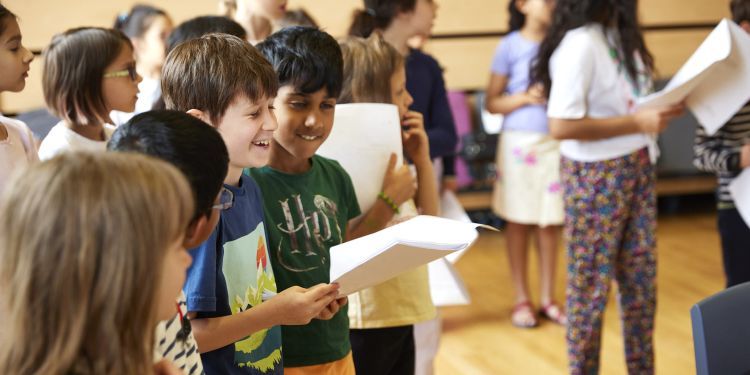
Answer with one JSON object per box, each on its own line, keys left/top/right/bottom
{"left": 270, "top": 284, "right": 340, "bottom": 325}
{"left": 634, "top": 103, "right": 684, "bottom": 133}
{"left": 525, "top": 84, "right": 546, "bottom": 106}
{"left": 316, "top": 297, "right": 348, "bottom": 320}
{"left": 382, "top": 153, "right": 417, "bottom": 207}
{"left": 401, "top": 111, "right": 430, "bottom": 164}
{"left": 154, "top": 359, "right": 183, "bottom": 375}
{"left": 741, "top": 143, "right": 750, "bottom": 169}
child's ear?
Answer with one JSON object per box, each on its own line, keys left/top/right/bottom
{"left": 183, "top": 214, "right": 216, "bottom": 248}
{"left": 186, "top": 109, "right": 211, "bottom": 125}
{"left": 741, "top": 21, "right": 750, "bottom": 34}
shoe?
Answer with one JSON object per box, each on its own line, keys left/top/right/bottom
{"left": 539, "top": 302, "right": 567, "bottom": 326}
{"left": 511, "top": 301, "right": 538, "bottom": 328}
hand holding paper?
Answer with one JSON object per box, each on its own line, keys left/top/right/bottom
{"left": 329, "top": 215, "right": 494, "bottom": 296}
{"left": 638, "top": 19, "right": 750, "bottom": 135}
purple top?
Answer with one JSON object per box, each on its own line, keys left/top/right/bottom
{"left": 491, "top": 31, "right": 548, "bottom": 133}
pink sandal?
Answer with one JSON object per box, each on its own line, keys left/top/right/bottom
{"left": 511, "top": 301, "right": 538, "bottom": 328}
{"left": 539, "top": 302, "right": 567, "bottom": 326}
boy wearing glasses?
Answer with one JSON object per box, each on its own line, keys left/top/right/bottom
{"left": 161, "top": 34, "right": 342, "bottom": 374}
{"left": 108, "top": 110, "right": 231, "bottom": 374}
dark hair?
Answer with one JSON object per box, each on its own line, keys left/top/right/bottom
{"left": 348, "top": 0, "right": 416, "bottom": 37}
{"left": 114, "top": 4, "right": 168, "bottom": 39}
{"left": 278, "top": 8, "right": 319, "bottom": 29}
{"left": 508, "top": 0, "right": 525, "bottom": 31}
{"left": 0, "top": 4, "right": 17, "bottom": 36}
{"left": 166, "top": 16, "right": 247, "bottom": 54}
{"left": 162, "top": 33, "right": 278, "bottom": 125}
{"left": 531, "top": 0, "right": 654, "bottom": 97}
{"left": 257, "top": 26, "right": 343, "bottom": 97}
{"left": 108, "top": 110, "right": 229, "bottom": 220}
{"left": 43, "top": 27, "right": 132, "bottom": 126}
{"left": 731, "top": 0, "right": 750, "bottom": 24}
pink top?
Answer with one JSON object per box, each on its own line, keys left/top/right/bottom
{"left": 0, "top": 115, "right": 38, "bottom": 194}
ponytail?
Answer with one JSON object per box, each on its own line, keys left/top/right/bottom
{"left": 348, "top": 0, "right": 417, "bottom": 37}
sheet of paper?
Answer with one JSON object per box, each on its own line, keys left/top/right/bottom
{"left": 440, "top": 190, "right": 473, "bottom": 264}
{"left": 729, "top": 169, "right": 750, "bottom": 227}
{"left": 428, "top": 258, "right": 471, "bottom": 306}
{"left": 639, "top": 19, "right": 750, "bottom": 135}
{"left": 317, "top": 103, "right": 403, "bottom": 213}
{"left": 330, "top": 215, "right": 487, "bottom": 295}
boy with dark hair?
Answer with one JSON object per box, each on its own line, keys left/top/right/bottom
{"left": 693, "top": 0, "right": 750, "bottom": 287}
{"left": 108, "top": 109, "right": 230, "bottom": 374}
{"left": 250, "top": 26, "right": 406, "bottom": 374}
{"left": 161, "top": 33, "right": 341, "bottom": 374}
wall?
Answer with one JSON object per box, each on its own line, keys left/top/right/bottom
{"left": 0, "top": 0, "right": 732, "bottom": 114}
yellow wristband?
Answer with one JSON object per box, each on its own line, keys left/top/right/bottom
{"left": 378, "top": 191, "right": 400, "bottom": 214}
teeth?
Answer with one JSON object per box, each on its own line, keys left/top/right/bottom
{"left": 300, "top": 135, "right": 318, "bottom": 141}
{"left": 253, "top": 140, "right": 270, "bottom": 146}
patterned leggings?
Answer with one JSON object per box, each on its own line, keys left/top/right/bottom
{"left": 562, "top": 148, "right": 657, "bottom": 375}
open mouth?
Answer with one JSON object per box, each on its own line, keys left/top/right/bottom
{"left": 298, "top": 134, "right": 321, "bottom": 141}
{"left": 252, "top": 140, "right": 271, "bottom": 147}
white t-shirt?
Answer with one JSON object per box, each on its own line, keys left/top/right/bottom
{"left": 110, "top": 77, "right": 161, "bottom": 126}
{"left": 547, "top": 23, "right": 655, "bottom": 162}
{"left": 38, "top": 122, "right": 116, "bottom": 160}
{"left": 0, "top": 115, "right": 38, "bottom": 193}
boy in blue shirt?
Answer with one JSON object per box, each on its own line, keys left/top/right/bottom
{"left": 161, "top": 33, "right": 341, "bottom": 374}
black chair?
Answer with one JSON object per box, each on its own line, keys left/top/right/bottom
{"left": 691, "top": 281, "right": 750, "bottom": 375}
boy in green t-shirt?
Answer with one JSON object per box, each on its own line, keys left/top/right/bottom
{"left": 249, "top": 27, "right": 416, "bottom": 373}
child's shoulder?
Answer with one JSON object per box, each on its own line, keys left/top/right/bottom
{"left": 312, "top": 154, "right": 349, "bottom": 175}
{"left": 0, "top": 115, "right": 35, "bottom": 143}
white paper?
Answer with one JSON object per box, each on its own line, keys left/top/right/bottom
{"left": 440, "top": 190, "right": 472, "bottom": 264}
{"left": 428, "top": 258, "right": 471, "bottom": 306}
{"left": 317, "top": 103, "right": 403, "bottom": 213}
{"left": 639, "top": 19, "right": 750, "bottom": 135}
{"left": 729, "top": 169, "right": 750, "bottom": 227}
{"left": 330, "top": 215, "right": 489, "bottom": 296}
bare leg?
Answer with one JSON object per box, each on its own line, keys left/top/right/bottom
{"left": 506, "top": 221, "right": 535, "bottom": 327}
{"left": 537, "top": 225, "right": 561, "bottom": 306}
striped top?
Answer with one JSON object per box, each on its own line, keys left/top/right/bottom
{"left": 155, "top": 292, "right": 204, "bottom": 375}
{"left": 693, "top": 101, "right": 750, "bottom": 209}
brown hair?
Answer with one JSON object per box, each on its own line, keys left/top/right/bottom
{"left": 731, "top": 0, "right": 750, "bottom": 24}
{"left": 43, "top": 27, "right": 132, "bottom": 126}
{"left": 161, "top": 33, "right": 279, "bottom": 125}
{"left": 0, "top": 152, "right": 193, "bottom": 374}
{"left": 338, "top": 34, "right": 404, "bottom": 104}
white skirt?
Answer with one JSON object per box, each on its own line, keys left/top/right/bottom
{"left": 492, "top": 130, "right": 564, "bottom": 227}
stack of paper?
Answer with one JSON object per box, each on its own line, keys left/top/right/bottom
{"left": 330, "top": 215, "right": 491, "bottom": 296}
{"left": 638, "top": 19, "right": 750, "bottom": 135}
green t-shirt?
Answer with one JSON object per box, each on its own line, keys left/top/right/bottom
{"left": 247, "top": 155, "right": 361, "bottom": 367}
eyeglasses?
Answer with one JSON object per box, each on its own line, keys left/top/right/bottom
{"left": 211, "top": 187, "right": 234, "bottom": 211}
{"left": 103, "top": 65, "right": 138, "bottom": 81}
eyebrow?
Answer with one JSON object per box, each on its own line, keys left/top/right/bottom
{"left": 5, "top": 34, "right": 21, "bottom": 44}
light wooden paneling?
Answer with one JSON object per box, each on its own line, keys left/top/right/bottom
{"left": 640, "top": 0, "right": 731, "bottom": 25}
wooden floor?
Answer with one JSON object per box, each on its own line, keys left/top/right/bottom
{"left": 433, "top": 209, "right": 724, "bottom": 374}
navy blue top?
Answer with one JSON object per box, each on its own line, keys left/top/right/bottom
{"left": 405, "top": 48, "right": 458, "bottom": 175}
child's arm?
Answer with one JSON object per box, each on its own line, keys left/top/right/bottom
{"left": 548, "top": 103, "right": 685, "bottom": 141}
{"left": 189, "top": 283, "right": 339, "bottom": 353}
{"left": 485, "top": 75, "right": 545, "bottom": 115}
{"left": 402, "top": 110, "right": 439, "bottom": 216}
{"left": 347, "top": 153, "right": 416, "bottom": 240}
{"left": 693, "top": 122, "right": 750, "bottom": 173}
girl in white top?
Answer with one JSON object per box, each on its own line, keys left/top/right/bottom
{"left": 532, "top": 0, "right": 683, "bottom": 374}
{"left": 39, "top": 27, "right": 142, "bottom": 160}
{"left": 110, "top": 5, "right": 173, "bottom": 125}
{"left": 220, "top": 0, "right": 288, "bottom": 44}
{"left": 0, "top": 5, "right": 37, "bottom": 193}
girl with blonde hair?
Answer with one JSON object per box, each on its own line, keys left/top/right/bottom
{"left": 0, "top": 151, "right": 194, "bottom": 374}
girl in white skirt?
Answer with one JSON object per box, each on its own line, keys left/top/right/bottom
{"left": 485, "top": 0, "right": 565, "bottom": 328}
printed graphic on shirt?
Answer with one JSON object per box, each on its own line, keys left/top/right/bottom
{"left": 222, "top": 222, "right": 282, "bottom": 372}
{"left": 274, "top": 193, "right": 343, "bottom": 273}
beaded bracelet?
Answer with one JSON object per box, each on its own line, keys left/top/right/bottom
{"left": 378, "top": 191, "right": 400, "bottom": 214}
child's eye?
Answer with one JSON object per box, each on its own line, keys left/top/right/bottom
{"left": 289, "top": 101, "right": 307, "bottom": 109}
{"left": 248, "top": 111, "right": 261, "bottom": 118}
{"left": 321, "top": 102, "right": 335, "bottom": 110}
{"left": 268, "top": 105, "right": 276, "bottom": 111}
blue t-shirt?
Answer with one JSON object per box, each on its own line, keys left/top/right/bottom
{"left": 184, "top": 174, "right": 282, "bottom": 375}
{"left": 490, "top": 31, "right": 549, "bottom": 133}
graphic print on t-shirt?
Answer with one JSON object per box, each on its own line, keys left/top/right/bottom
{"left": 222, "top": 222, "right": 282, "bottom": 372}
{"left": 274, "top": 193, "right": 344, "bottom": 273}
